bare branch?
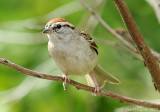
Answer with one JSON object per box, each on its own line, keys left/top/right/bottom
{"left": 116, "top": 28, "right": 160, "bottom": 63}
{"left": 0, "top": 58, "right": 160, "bottom": 109}
{"left": 78, "top": 0, "right": 137, "bottom": 53}
{"left": 78, "top": 0, "right": 160, "bottom": 92}
{"left": 113, "top": 0, "right": 160, "bottom": 92}
{"left": 78, "top": 0, "right": 160, "bottom": 65}
{"left": 94, "top": 38, "right": 143, "bottom": 61}
{"left": 115, "top": 28, "right": 134, "bottom": 44}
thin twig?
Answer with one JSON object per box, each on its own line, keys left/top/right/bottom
{"left": 78, "top": 0, "right": 160, "bottom": 92}
{"left": 113, "top": 0, "right": 160, "bottom": 92}
{"left": 0, "top": 58, "right": 160, "bottom": 109}
{"left": 79, "top": 0, "right": 160, "bottom": 64}
{"left": 115, "top": 28, "right": 134, "bottom": 44}
{"left": 116, "top": 28, "right": 160, "bottom": 63}
{"left": 78, "top": 0, "right": 137, "bottom": 53}
{"left": 94, "top": 38, "right": 143, "bottom": 61}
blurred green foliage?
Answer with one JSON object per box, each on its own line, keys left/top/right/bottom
{"left": 0, "top": 0, "right": 160, "bottom": 112}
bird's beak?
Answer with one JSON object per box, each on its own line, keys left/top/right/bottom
{"left": 42, "top": 28, "right": 52, "bottom": 34}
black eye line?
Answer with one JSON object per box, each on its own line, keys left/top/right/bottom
{"left": 52, "top": 24, "right": 75, "bottom": 30}
{"left": 63, "top": 24, "right": 75, "bottom": 30}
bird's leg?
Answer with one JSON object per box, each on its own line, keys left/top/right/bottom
{"left": 62, "top": 74, "right": 69, "bottom": 90}
{"left": 90, "top": 71, "right": 100, "bottom": 96}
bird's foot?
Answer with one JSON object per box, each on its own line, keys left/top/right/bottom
{"left": 62, "top": 74, "right": 69, "bottom": 90}
{"left": 92, "top": 85, "right": 100, "bottom": 96}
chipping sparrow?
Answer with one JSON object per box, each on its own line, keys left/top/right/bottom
{"left": 43, "top": 18, "right": 120, "bottom": 95}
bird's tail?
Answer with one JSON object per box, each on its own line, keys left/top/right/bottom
{"left": 85, "top": 64, "right": 120, "bottom": 88}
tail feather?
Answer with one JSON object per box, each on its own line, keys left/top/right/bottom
{"left": 86, "top": 64, "right": 120, "bottom": 88}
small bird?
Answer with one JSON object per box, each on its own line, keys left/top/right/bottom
{"left": 43, "top": 18, "right": 120, "bottom": 95}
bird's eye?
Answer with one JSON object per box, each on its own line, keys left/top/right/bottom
{"left": 57, "top": 24, "right": 61, "bottom": 29}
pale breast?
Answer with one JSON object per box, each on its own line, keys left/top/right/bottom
{"left": 48, "top": 38, "right": 98, "bottom": 76}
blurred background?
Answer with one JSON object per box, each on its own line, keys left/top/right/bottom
{"left": 0, "top": 0, "right": 160, "bottom": 112}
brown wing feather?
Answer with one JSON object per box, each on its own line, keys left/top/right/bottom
{"left": 79, "top": 30, "right": 98, "bottom": 55}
